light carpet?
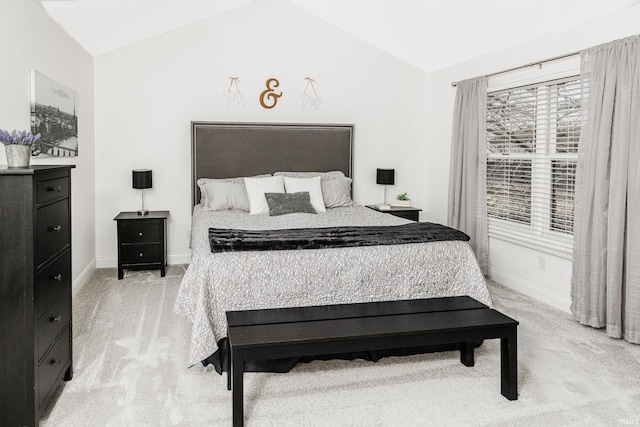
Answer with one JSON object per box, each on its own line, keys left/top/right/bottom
{"left": 40, "top": 266, "right": 640, "bottom": 426}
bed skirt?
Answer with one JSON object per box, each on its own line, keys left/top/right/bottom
{"left": 202, "top": 338, "right": 484, "bottom": 374}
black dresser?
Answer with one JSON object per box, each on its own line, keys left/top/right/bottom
{"left": 0, "top": 165, "right": 74, "bottom": 427}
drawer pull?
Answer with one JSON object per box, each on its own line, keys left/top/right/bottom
{"left": 138, "top": 232, "right": 143, "bottom": 237}
{"left": 51, "top": 316, "right": 62, "bottom": 322}
{"left": 51, "top": 225, "right": 62, "bottom": 232}
{"left": 53, "top": 273, "right": 63, "bottom": 282}
{"left": 139, "top": 252, "right": 144, "bottom": 258}
{"left": 50, "top": 359, "right": 62, "bottom": 365}
{"left": 48, "top": 185, "right": 62, "bottom": 192}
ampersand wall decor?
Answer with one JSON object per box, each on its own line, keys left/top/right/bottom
{"left": 260, "top": 78, "right": 283, "bottom": 109}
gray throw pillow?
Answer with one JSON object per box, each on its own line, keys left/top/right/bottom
{"left": 273, "top": 171, "right": 346, "bottom": 179}
{"left": 265, "top": 192, "right": 317, "bottom": 216}
{"left": 322, "top": 177, "right": 354, "bottom": 208}
{"left": 197, "top": 174, "right": 271, "bottom": 205}
{"left": 201, "top": 181, "right": 250, "bottom": 211}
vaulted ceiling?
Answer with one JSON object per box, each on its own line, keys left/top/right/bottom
{"left": 36, "top": 0, "right": 636, "bottom": 72}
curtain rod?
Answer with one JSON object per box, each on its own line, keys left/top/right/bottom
{"left": 450, "top": 49, "right": 580, "bottom": 87}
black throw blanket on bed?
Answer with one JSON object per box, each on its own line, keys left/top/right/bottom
{"left": 208, "top": 222, "right": 470, "bottom": 253}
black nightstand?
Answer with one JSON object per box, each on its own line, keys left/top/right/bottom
{"left": 114, "top": 211, "right": 169, "bottom": 279}
{"left": 366, "top": 205, "right": 422, "bottom": 222}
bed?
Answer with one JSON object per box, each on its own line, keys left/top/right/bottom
{"left": 174, "top": 122, "right": 491, "bottom": 372}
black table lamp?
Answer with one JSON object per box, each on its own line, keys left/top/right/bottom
{"left": 376, "top": 168, "right": 395, "bottom": 204}
{"left": 132, "top": 169, "right": 152, "bottom": 215}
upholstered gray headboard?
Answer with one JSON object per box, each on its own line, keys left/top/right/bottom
{"left": 191, "top": 122, "right": 354, "bottom": 206}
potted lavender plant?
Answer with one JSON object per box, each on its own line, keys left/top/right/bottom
{"left": 1, "top": 129, "right": 40, "bottom": 168}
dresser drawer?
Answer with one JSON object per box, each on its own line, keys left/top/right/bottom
{"left": 37, "top": 199, "right": 70, "bottom": 266}
{"left": 37, "top": 176, "right": 70, "bottom": 205}
{"left": 119, "top": 221, "right": 161, "bottom": 243}
{"left": 38, "top": 325, "right": 70, "bottom": 407}
{"left": 36, "top": 249, "right": 71, "bottom": 317}
{"left": 121, "top": 244, "right": 161, "bottom": 265}
{"left": 37, "top": 287, "right": 70, "bottom": 361}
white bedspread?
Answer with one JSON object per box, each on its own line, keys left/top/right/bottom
{"left": 174, "top": 205, "right": 491, "bottom": 366}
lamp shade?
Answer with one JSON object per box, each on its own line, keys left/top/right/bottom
{"left": 376, "top": 168, "right": 395, "bottom": 185}
{"left": 132, "top": 169, "right": 152, "bottom": 189}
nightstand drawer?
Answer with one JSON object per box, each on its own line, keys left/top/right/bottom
{"left": 37, "top": 199, "right": 70, "bottom": 266}
{"left": 37, "top": 288, "right": 70, "bottom": 361}
{"left": 35, "top": 249, "right": 71, "bottom": 317}
{"left": 366, "top": 205, "right": 422, "bottom": 222}
{"left": 121, "top": 244, "right": 161, "bottom": 265}
{"left": 119, "top": 221, "right": 161, "bottom": 243}
{"left": 37, "top": 176, "right": 70, "bottom": 205}
{"left": 390, "top": 210, "right": 420, "bottom": 221}
{"left": 38, "top": 325, "right": 70, "bottom": 407}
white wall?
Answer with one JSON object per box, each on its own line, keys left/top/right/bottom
{"left": 7, "top": 0, "right": 636, "bottom": 315}
{"left": 1, "top": 0, "right": 96, "bottom": 294}
{"left": 425, "top": 7, "right": 640, "bottom": 312}
{"left": 94, "top": 0, "right": 428, "bottom": 267}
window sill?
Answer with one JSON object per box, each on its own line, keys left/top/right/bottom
{"left": 488, "top": 229, "right": 573, "bottom": 260}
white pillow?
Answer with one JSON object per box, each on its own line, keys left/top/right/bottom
{"left": 244, "top": 175, "right": 285, "bottom": 214}
{"left": 283, "top": 176, "right": 326, "bottom": 213}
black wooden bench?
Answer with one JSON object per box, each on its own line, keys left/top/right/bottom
{"left": 226, "top": 296, "right": 518, "bottom": 427}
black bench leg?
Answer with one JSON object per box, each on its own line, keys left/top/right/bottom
{"left": 231, "top": 348, "right": 245, "bottom": 427}
{"left": 460, "top": 342, "right": 475, "bottom": 367}
{"left": 500, "top": 326, "right": 518, "bottom": 400}
{"left": 227, "top": 327, "right": 231, "bottom": 391}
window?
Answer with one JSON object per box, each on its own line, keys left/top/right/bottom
{"left": 486, "top": 75, "right": 581, "bottom": 257}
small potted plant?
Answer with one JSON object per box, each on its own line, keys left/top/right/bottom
{"left": 1, "top": 129, "right": 40, "bottom": 168}
{"left": 393, "top": 192, "right": 411, "bottom": 207}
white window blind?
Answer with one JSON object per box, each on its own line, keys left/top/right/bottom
{"left": 486, "top": 57, "right": 581, "bottom": 258}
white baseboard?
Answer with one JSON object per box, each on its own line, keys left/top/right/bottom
{"left": 95, "top": 256, "right": 117, "bottom": 269}
{"left": 489, "top": 267, "right": 571, "bottom": 313}
{"left": 169, "top": 253, "right": 191, "bottom": 265}
{"left": 96, "top": 253, "right": 191, "bottom": 269}
{"left": 72, "top": 259, "right": 96, "bottom": 297}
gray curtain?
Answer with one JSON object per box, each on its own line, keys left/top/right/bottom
{"left": 448, "top": 77, "right": 489, "bottom": 276}
{"left": 571, "top": 35, "right": 640, "bottom": 344}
